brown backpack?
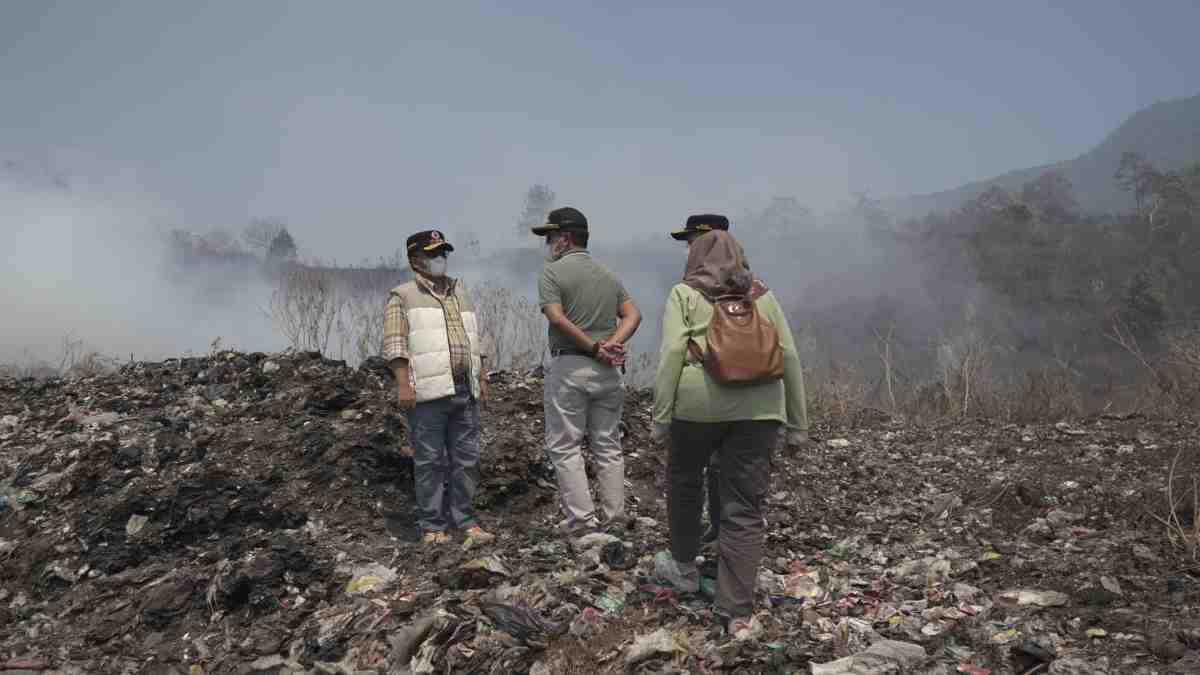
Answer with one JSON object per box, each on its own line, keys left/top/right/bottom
{"left": 687, "top": 287, "right": 784, "bottom": 386}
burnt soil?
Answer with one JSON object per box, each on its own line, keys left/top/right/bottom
{"left": 1, "top": 350, "right": 1198, "bottom": 673}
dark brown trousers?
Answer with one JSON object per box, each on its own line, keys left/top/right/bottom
{"left": 668, "top": 419, "right": 779, "bottom": 617}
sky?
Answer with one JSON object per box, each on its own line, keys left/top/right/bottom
{"left": 2, "top": 0, "right": 1198, "bottom": 262}
{"left": 1, "top": 1, "right": 1198, "bottom": 365}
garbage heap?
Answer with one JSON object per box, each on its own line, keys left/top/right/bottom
{"left": 1, "top": 350, "right": 1197, "bottom": 674}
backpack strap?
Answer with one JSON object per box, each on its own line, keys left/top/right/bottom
{"left": 683, "top": 292, "right": 706, "bottom": 364}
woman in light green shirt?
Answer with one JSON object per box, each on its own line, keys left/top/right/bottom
{"left": 651, "top": 216, "right": 808, "bottom": 635}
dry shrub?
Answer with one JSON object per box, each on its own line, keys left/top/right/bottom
{"left": 338, "top": 291, "right": 386, "bottom": 365}
{"left": 330, "top": 267, "right": 397, "bottom": 364}
{"left": 0, "top": 360, "right": 34, "bottom": 381}
{"left": 1163, "top": 329, "right": 1200, "bottom": 407}
{"left": 1008, "top": 367, "right": 1084, "bottom": 422}
{"left": 265, "top": 270, "right": 553, "bottom": 368}
{"left": 470, "top": 282, "right": 546, "bottom": 370}
{"left": 0, "top": 334, "right": 115, "bottom": 381}
{"left": 807, "top": 362, "right": 870, "bottom": 425}
{"left": 935, "top": 338, "right": 993, "bottom": 417}
{"left": 908, "top": 381, "right": 953, "bottom": 421}
{"left": 267, "top": 263, "right": 343, "bottom": 354}
{"left": 63, "top": 351, "right": 115, "bottom": 380}
{"left": 1149, "top": 447, "right": 1200, "bottom": 561}
{"left": 809, "top": 342, "right": 1088, "bottom": 424}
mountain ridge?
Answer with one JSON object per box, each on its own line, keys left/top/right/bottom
{"left": 882, "top": 92, "right": 1200, "bottom": 219}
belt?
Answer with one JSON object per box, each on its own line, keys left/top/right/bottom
{"left": 550, "top": 349, "right": 592, "bottom": 358}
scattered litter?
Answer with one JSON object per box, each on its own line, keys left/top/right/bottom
{"left": 811, "top": 639, "right": 926, "bottom": 674}
{"left": 1099, "top": 576, "right": 1123, "bottom": 596}
{"left": 125, "top": 514, "right": 150, "bottom": 537}
{"left": 732, "top": 616, "right": 764, "bottom": 642}
{"left": 0, "top": 350, "right": 1182, "bottom": 671}
{"left": 343, "top": 562, "right": 397, "bottom": 595}
{"left": 600, "top": 540, "right": 635, "bottom": 570}
{"left": 997, "top": 589, "right": 1070, "bottom": 607}
{"left": 624, "top": 628, "right": 683, "bottom": 667}
{"left": 482, "top": 602, "right": 564, "bottom": 644}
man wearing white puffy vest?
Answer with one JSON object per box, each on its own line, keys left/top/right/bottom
{"left": 383, "top": 229, "right": 495, "bottom": 546}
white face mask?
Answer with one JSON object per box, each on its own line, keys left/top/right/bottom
{"left": 428, "top": 256, "right": 448, "bottom": 277}
{"left": 544, "top": 238, "right": 558, "bottom": 262}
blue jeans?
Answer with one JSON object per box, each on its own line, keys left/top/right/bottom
{"left": 407, "top": 381, "right": 481, "bottom": 533}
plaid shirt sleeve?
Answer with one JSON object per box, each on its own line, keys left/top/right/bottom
{"left": 382, "top": 292, "right": 409, "bottom": 362}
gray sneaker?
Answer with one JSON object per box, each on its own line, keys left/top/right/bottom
{"left": 602, "top": 514, "right": 633, "bottom": 535}
{"left": 557, "top": 517, "right": 599, "bottom": 538}
{"left": 653, "top": 551, "right": 699, "bottom": 593}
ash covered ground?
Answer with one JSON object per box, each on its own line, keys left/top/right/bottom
{"left": 1, "top": 351, "right": 1197, "bottom": 674}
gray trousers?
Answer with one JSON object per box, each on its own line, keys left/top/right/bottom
{"left": 543, "top": 354, "right": 625, "bottom": 527}
{"left": 669, "top": 419, "right": 779, "bottom": 618}
{"left": 407, "top": 381, "right": 481, "bottom": 532}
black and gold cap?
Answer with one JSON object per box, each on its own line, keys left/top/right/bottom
{"left": 406, "top": 229, "right": 454, "bottom": 254}
{"left": 531, "top": 206, "right": 588, "bottom": 236}
{"left": 671, "top": 214, "right": 730, "bottom": 241}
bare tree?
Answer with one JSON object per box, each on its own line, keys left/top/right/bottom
{"left": 266, "top": 264, "right": 343, "bottom": 354}
{"left": 470, "top": 282, "right": 546, "bottom": 369}
{"left": 1115, "top": 151, "right": 1158, "bottom": 215}
{"left": 336, "top": 267, "right": 395, "bottom": 363}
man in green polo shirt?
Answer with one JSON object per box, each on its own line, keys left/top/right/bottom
{"left": 533, "top": 206, "right": 642, "bottom": 535}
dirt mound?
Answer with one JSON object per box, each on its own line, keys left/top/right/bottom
{"left": 1, "top": 352, "right": 1197, "bottom": 673}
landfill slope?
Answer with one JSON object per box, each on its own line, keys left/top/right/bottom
{"left": 0, "top": 350, "right": 1197, "bottom": 674}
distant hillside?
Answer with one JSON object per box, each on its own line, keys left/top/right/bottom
{"left": 885, "top": 93, "right": 1200, "bottom": 219}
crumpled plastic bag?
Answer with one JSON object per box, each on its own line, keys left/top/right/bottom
{"left": 482, "top": 601, "right": 564, "bottom": 644}
{"left": 996, "top": 589, "right": 1069, "bottom": 607}
{"left": 625, "top": 628, "right": 683, "bottom": 667}
{"left": 811, "top": 639, "right": 927, "bottom": 674}
{"left": 438, "top": 555, "right": 512, "bottom": 590}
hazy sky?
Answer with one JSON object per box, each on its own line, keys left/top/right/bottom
{"left": 3, "top": 0, "right": 1198, "bottom": 261}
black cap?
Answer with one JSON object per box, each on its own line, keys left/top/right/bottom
{"left": 671, "top": 214, "right": 730, "bottom": 241}
{"left": 406, "top": 229, "right": 454, "bottom": 255}
{"left": 531, "top": 206, "right": 588, "bottom": 236}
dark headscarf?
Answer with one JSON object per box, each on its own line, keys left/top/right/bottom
{"left": 681, "top": 230, "right": 766, "bottom": 301}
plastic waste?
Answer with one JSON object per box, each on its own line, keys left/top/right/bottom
{"left": 481, "top": 602, "right": 564, "bottom": 643}
{"left": 600, "top": 540, "right": 635, "bottom": 570}
{"left": 811, "top": 639, "right": 927, "bottom": 674}
{"left": 624, "top": 628, "right": 682, "bottom": 667}
{"left": 997, "top": 589, "right": 1069, "bottom": 607}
